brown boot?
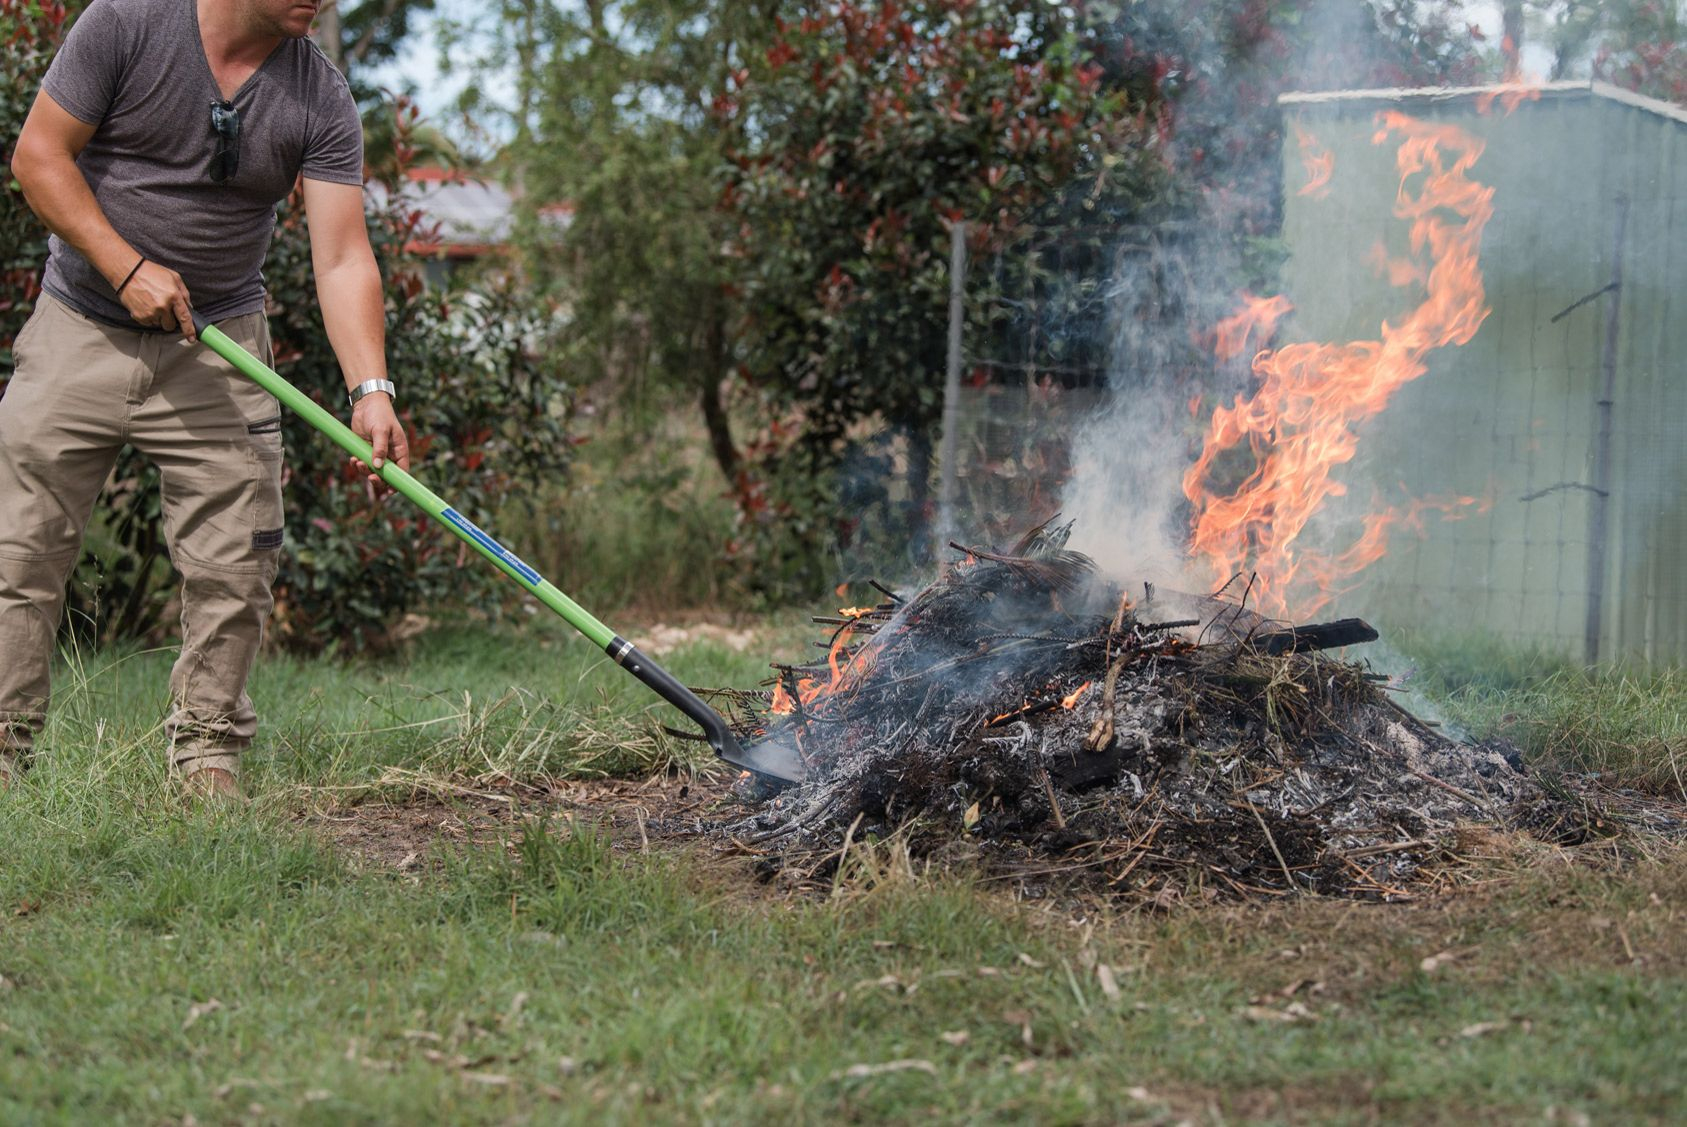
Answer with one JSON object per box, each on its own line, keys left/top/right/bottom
{"left": 182, "top": 766, "right": 245, "bottom": 805}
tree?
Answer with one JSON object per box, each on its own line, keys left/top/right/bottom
{"left": 480, "top": 0, "right": 778, "bottom": 485}
{"left": 722, "top": 0, "right": 1158, "bottom": 577}
{"left": 312, "top": 0, "right": 439, "bottom": 87}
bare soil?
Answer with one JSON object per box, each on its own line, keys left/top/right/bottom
{"left": 299, "top": 772, "right": 749, "bottom": 874}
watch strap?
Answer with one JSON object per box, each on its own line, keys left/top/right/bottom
{"left": 347, "top": 378, "right": 397, "bottom": 407}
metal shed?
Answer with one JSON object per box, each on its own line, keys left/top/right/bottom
{"left": 1276, "top": 81, "right": 1687, "bottom": 665}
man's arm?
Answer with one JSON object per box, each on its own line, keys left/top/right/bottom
{"left": 300, "top": 177, "right": 410, "bottom": 481}
{"left": 10, "top": 90, "right": 195, "bottom": 335}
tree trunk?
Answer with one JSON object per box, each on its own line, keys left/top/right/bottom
{"left": 699, "top": 304, "right": 740, "bottom": 484}
{"left": 1502, "top": 0, "right": 1524, "bottom": 74}
{"left": 315, "top": 2, "right": 345, "bottom": 73}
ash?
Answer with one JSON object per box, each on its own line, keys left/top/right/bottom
{"left": 720, "top": 535, "right": 1671, "bottom": 899}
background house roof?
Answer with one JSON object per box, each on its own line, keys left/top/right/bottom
{"left": 1280, "top": 79, "right": 1687, "bottom": 128}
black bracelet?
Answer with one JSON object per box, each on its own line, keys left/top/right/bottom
{"left": 114, "top": 256, "right": 145, "bottom": 295}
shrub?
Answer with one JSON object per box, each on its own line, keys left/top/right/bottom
{"left": 1, "top": 0, "right": 74, "bottom": 364}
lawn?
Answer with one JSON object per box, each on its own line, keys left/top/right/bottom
{"left": 2, "top": 622, "right": 1683, "bottom": 1124}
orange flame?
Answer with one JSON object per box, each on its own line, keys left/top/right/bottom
{"left": 1061, "top": 681, "right": 1093, "bottom": 709}
{"left": 989, "top": 701, "right": 1032, "bottom": 726}
{"left": 1183, "top": 112, "right": 1494, "bottom": 618}
{"left": 768, "top": 624, "right": 881, "bottom": 717}
{"left": 1213, "top": 293, "right": 1293, "bottom": 364}
{"left": 1295, "top": 123, "right": 1334, "bottom": 199}
{"left": 1476, "top": 38, "right": 1542, "bottom": 116}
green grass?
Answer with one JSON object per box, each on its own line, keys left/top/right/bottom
{"left": 2, "top": 626, "right": 1684, "bottom": 1123}
{"left": 35, "top": 614, "right": 807, "bottom": 795}
{"left": 1390, "top": 630, "right": 1687, "bottom": 800}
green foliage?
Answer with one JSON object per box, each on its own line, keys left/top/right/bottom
{"left": 0, "top": 0, "right": 79, "bottom": 368}
{"left": 723, "top": 0, "right": 1161, "bottom": 584}
{"left": 258, "top": 107, "right": 575, "bottom": 651}
{"left": 729, "top": 0, "right": 1140, "bottom": 442}
{"left": 498, "top": 0, "right": 760, "bottom": 463}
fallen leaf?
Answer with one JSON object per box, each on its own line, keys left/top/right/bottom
{"left": 852, "top": 974, "right": 908, "bottom": 993}
{"left": 1240, "top": 1003, "right": 1317, "bottom": 1024}
{"left": 14, "top": 900, "right": 39, "bottom": 917}
{"left": 834, "top": 1059, "right": 938, "bottom": 1080}
{"left": 963, "top": 802, "right": 981, "bottom": 830}
{"left": 1096, "top": 964, "right": 1121, "bottom": 999}
{"left": 182, "top": 998, "right": 223, "bottom": 1031}
{"left": 1127, "top": 1086, "right": 1154, "bottom": 1101}
{"left": 939, "top": 1030, "right": 970, "bottom": 1046}
{"left": 1017, "top": 953, "right": 1045, "bottom": 968}
{"left": 463, "top": 1072, "right": 512, "bottom": 1086}
{"left": 403, "top": 1030, "right": 443, "bottom": 1043}
{"left": 1012, "top": 1059, "right": 1038, "bottom": 1075}
{"left": 558, "top": 1057, "right": 579, "bottom": 1076}
{"left": 303, "top": 1090, "right": 332, "bottom": 1103}
{"left": 1459, "top": 1021, "right": 1507, "bottom": 1038}
{"left": 1420, "top": 948, "right": 1474, "bottom": 973}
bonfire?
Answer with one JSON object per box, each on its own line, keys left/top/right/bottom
{"left": 720, "top": 520, "right": 1647, "bottom": 901}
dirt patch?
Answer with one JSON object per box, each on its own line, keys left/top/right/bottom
{"left": 299, "top": 773, "right": 750, "bottom": 873}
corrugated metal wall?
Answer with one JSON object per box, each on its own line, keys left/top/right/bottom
{"left": 1278, "top": 85, "right": 1686, "bottom": 664}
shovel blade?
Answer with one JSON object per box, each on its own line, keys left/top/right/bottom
{"left": 714, "top": 729, "right": 807, "bottom": 785}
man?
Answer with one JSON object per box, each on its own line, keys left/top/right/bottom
{"left": 1, "top": 0, "right": 408, "bottom": 799}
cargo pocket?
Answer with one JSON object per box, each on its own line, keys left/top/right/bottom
{"left": 224, "top": 317, "right": 286, "bottom": 559}
{"left": 247, "top": 418, "right": 286, "bottom": 557}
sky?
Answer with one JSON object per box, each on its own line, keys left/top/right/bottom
{"left": 367, "top": 0, "right": 1560, "bottom": 146}
{"left": 361, "top": 0, "right": 513, "bottom": 142}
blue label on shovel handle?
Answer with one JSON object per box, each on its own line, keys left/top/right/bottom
{"left": 441, "top": 507, "right": 542, "bottom": 587}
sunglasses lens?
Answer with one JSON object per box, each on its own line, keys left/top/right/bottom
{"left": 209, "top": 102, "right": 240, "bottom": 183}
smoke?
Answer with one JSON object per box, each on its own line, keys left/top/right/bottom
{"left": 1058, "top": 0, "right": 1505, "bottom": 603}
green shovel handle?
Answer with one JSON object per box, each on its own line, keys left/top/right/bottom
{"left": 191, "top": 314, "right": 778, "bottom": 777}
{"left": 194, "top": 317, "right": 617, "bottom": 650}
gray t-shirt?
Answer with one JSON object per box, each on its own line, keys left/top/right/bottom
{"left": 40, "top": 0, "right": 363, "bottom": 327}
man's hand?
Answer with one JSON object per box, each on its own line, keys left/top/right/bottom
{"left": 120, "top": 259, "right": 197, "bottom": 338}
{"left": 349, "top": 392, "right": 410, "bottom": 498}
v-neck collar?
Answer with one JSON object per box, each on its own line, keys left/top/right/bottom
{"left": 192, "top": 0, "right": 289, "bottom": 104}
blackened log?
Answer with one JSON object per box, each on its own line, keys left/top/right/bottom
{"left": 1249, "top": 618, "right": 1379, "bottom": 655}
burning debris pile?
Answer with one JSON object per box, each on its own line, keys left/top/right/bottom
{"left": 725, "top": 524, "right": 1597, "bottom": 900}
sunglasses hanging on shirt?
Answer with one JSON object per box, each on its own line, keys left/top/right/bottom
{"left": 209, "top": 99, "right": 240, "bottom": 183}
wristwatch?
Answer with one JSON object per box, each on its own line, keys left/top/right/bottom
{"left": 347, "top": 379, "right": 397, "bottom": 407}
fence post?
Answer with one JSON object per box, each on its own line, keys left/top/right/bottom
{"left": 1583, "top": 195, "right": 1628, "bottom": 666}
{"left": 935, "top": 220, "right": 968, "bottom": 566}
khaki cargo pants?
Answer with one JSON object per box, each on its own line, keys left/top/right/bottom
{"left": 0, "top": 295, "right": 284, "bottom": 777}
